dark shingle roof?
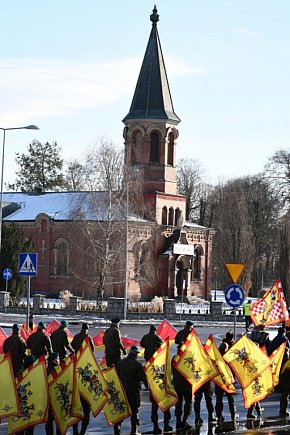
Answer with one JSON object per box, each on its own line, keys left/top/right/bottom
{"left": 123, "top": 6, "right": 180, "bottom": 124}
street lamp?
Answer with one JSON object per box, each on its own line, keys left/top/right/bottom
{"left": 0, "top": 125, "right": 39, "bottom": 255}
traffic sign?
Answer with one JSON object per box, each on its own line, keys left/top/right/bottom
{"left": 19, "top": 253, "right": 38, "bottom": 276}
{"left": 3, "top": 268, "right": 12, "bottom": 281}
{"left": 225, "top": 263, "right": 245, "bottom": 283}
{"left": 225, "top": 284, "right": 245, "bottom": 308}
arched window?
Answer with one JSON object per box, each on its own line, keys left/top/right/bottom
{"left": 150, "top": 131, "right": 160, "bottom": 163}
{"left": 132, "top": 130, "right": 142, "bottom": 163}
{"left": 192, "top": 246, "right": 202, "bottom": 280}
{"left": 167, "top": 132, "right": 174, "bottom": 166}
{"left": 162, "top": 206, "right": 168, "bottom": 225}
{"left": 175, "top": 208, "right": 181, "bottom": 226}
{"left": 168, "top": 207, "right": 174, "bottom": 225}
{"left": 41, "top": 219, "right": 47, "bottom": 233}
{"left": 53, "top": 238, "right": 69, "bottom": 275}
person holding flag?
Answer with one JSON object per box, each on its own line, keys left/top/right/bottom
{"left": 45, "top": 352, "right": 61, "bottom": 435}
{"left": 27, "top": 321, "right": 52, "bottom": 359}
{"left": 51, "top": 320, "right": 74, "bottom": 361}
{"left": 214, "top": 342, "right": 237, "bottom": 423}
{"left": 71, "top": 323, "right": 94, "bottom": 435}
{"left": 140, "top": 325, "right": 173, "bottom": 434}
{"left": 3, "top": 323, "right": 27, "bottom": 376}
{"left": 116, "top": 345, "right": 147, "bottom": 435}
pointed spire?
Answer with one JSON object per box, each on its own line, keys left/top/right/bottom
{"left": 123, "top": 6, "right": 180, "bottom": 124}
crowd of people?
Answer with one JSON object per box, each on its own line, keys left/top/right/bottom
{"left": 3, "top": 315, "right": 290, "bottom": 435}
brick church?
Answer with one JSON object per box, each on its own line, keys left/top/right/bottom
{"left": 3, "top": 7, "right": 214, "bottom": 301}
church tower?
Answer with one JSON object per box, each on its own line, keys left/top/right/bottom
{"left": 123, "top": 6, "right": 186, "bottom": 226}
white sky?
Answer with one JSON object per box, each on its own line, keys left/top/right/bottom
{"left": 1, "top": 0, "right": 290, "bottom": 187}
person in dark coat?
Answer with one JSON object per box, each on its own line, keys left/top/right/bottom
{"left": 215, "top": 342, "right": 237, "bottom": 422}
{"left": 3, "top": 323, "right": 27, "bottom": 376}
{"left": 45, "top": 352, "right": 61, "bottom": 435}
{"left": 140, "top": 325, "right": 172, "bottom": 434}
{"left": 115, "top": 345, "right": 147, "bottom": 435}
{"left": 173, "top": 320, "right": 194, "bottom": 432}
{"left": 103, "top": 318, "right": 126, "bottom": 367}
{"left": 175, "top": 320, "right": 194, "bottom": 350}
{"left": 27, "top": 321, "right": 52, "bottom": 358}
{"left": 268, "top": 327, "right": 290, "bottom": 355}
{"left": 172, "top": 364, "right": 192, "bottom": 433}
{"left": 250, "top": 324, "right": 270, "bottom": 355}
{"left": 51, "top": 320, "right": 74, "bottom": 361}
{"left": 223, "top": 331, "right": 235, "bottom": 349}
{"left": 71, "top": 323, "right": 94, "bottom": 435}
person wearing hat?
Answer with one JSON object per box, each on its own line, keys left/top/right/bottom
{"left": 45, "top": 352, "right": 61, "bottom": 435}
{"left": 173, "top": 321, "right": 194, "bottom": 431}
{"left": 174, "top": 320, "right": 194, "bottom": 350}
{"left": 71, "top": 323, "right": 94, "bottom": 435}
{"left": 115, "top": 345, "right": 147, "bottom": 435}
{"left": 103, "top": 317, "right": 126, "bottom": 367}
{"left": 140, "top": 325, "right": 172, "bottom": 434}
{"left": 3, "top": 323, "right": 27, "bottom": 376}
{"left": 51, "top": 320, "right": 74, "bottom": 361}
{"left": 215, "top": 342, "right": 237, "bottom": 423}
{"left": 27, "top": 321, "right": 52, "bottom": 359}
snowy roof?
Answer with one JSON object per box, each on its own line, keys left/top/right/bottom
{"left": 2, "top": 192, "right": 148, "bottom": 223}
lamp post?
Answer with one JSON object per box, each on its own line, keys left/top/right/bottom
{"left": 123, "top": 183, "right": 129, "bottom": 320}
{"left": 0, "top": 125, "right": 39, "bottom": 255}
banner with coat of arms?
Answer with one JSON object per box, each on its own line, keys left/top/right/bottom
{"left": 48, "top": 354, "right": 83, "bottom": 435}
{"left": 73, "top": 336, "right": 108, "bottom": 417}
{"left": 0, "top": 354, "right": 19, "bottom": 418}
{"left": 8, "top": 356, "right": 48, "bottom": 435}
{"left": 102, "top": 366, "right": 131, "bottom": 425}
{"left": 145, "top": 338, "right": 178, "bottom": 412}
{"left": 172, "top": 330, "right": 218, "bottom": 394}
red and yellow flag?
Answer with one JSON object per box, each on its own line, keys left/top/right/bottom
{"left": 172, "top": 330, "right": 218, "bottom": 395}
{"left": 250, "top": 279, "right": 289, "bottom": 326}
{"left": 145, "top": 338, "right": 178, "bottom": 412}
{"left": 269, "top": 342, "right": 286, "bottom": 386}
{"left": 223, "top": 335, "right": 271, "bottom": 389}
{"left": 0, "top": 354, "right": 19, "bottom": 418}
{"left": 73, "top": 336, "right": 108, "bottom": 417}
{"left": 243, "top": 366, "right": 274, "bottom": 408}
{"left": 204, "top": 335, "right": 236, "bottom": 394}
{"left": 48, "top": 354, "right": 82, "bottom": 435}
{"left": 103, "top": 366, "right": 131, "bottom": 425}
{"left": 8, "top": 356, "right": 48, "bottom": 435}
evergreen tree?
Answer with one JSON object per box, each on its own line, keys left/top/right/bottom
{"left": 1, "top": 223, "right": 34, "bottom": 299}
{"left": 8, "top": 140, "right": 64, "bottom": 192}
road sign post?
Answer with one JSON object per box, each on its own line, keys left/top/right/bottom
{"left": 3, "top": 268, "right": 12, "bottom": 292}
{"left": 19, "top": 253, "right": 38, "bottom": 329}
{"left": 225, "top": 283, "right": 245, "bottom": 340}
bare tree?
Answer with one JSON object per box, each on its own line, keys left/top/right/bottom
{"left": 212, "top": 176, "right": 279, "bottom": 295}
{"left": 68, "top": 140, "right": 158, "bottom": 300}
{"left": 176, "top": 158, "right": 213, "bottom": 225}
{"left": 263, "top": 149, "right": 290, "bottom": 208}
{"left": 64, "top": 159, "right": 86, "bottom": 191}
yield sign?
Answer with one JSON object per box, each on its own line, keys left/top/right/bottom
{"left": 225, "top": 263, "right": 245, "bottom": 283}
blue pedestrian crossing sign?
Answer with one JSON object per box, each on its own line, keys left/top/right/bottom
{"left": 3, "top": 268, "right": 12, "bottom": 281}
{"left": 225, "top": 284, "right": 245, "bottom": 308}
{"left": 19, "top": 253, "right": 38, "bottom": 276}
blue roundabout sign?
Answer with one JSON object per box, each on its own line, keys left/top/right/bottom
{"left": 225, "top": 284, "right": 245, "bottom": 308}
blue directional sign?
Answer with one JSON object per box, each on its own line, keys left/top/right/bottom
{"left": 225, "top": 284, "right": 245, "bottom": 308}
{"left": 3, "top": 268, "right": 12, "bottom": 281}
{"left": 19, "top": 253, "right": 38, "bottom": 276}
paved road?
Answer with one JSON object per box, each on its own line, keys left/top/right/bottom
{"left": 0, "top": 314, "right": 288, "bottom": 434}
